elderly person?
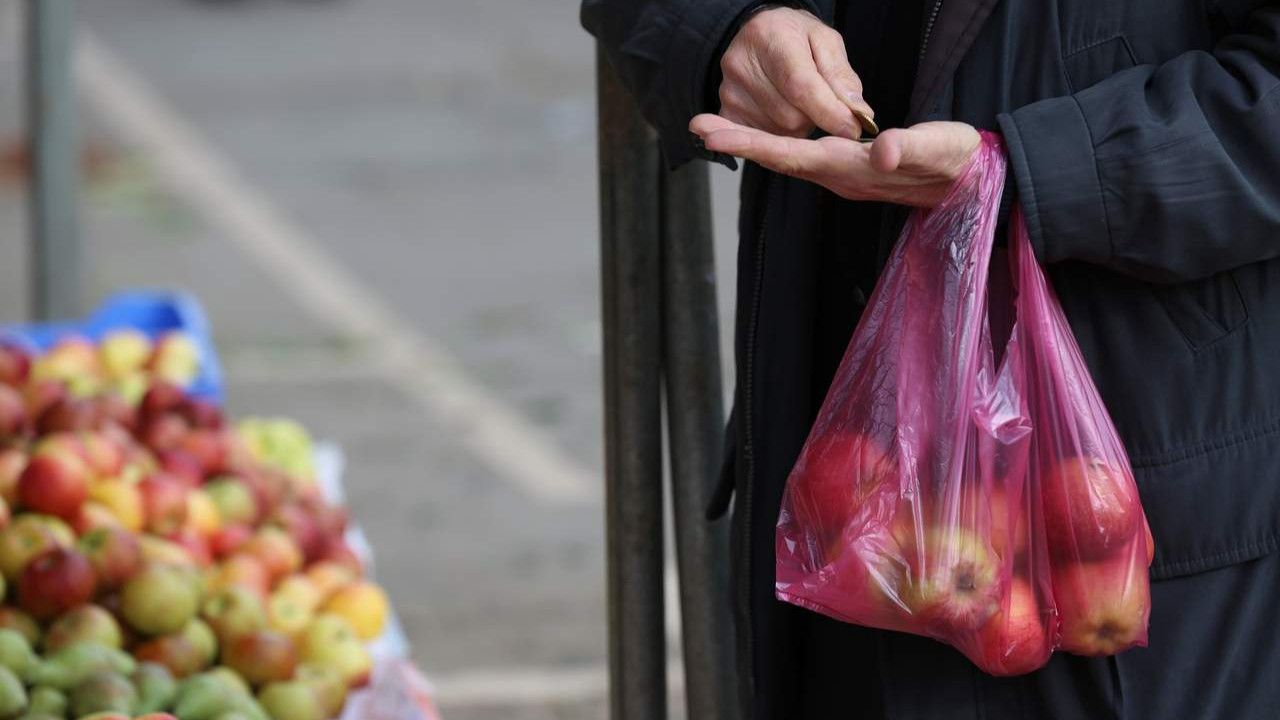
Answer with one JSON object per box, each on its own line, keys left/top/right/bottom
{"left": 584, "top": 1, "right": 1280, "bottom": 718}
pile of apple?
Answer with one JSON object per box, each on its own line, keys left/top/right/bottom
{"left": 788, "top": 431, "right": 1153, "bottom": 676}
{"left": 0, "top": 334, "right": 392, "bottom": 720}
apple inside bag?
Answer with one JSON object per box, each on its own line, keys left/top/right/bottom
{"left": 775, "top": 133, "right": 1151, "bottom": 677}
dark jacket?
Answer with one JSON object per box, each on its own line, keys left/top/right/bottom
{"left": 583, "top": 1, "right": 1280, "bottom": 718}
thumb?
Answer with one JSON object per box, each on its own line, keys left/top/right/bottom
{"left": 868, "top": 128, "right": 908, "bottom": 173}
{"left": 870, "top": 123, "right": 980, "bottom": 174}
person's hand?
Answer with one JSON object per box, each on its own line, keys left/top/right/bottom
{"left": 718, "top": 6, "right": 873, "bottom": 141}
{"left": 690, "top": 115, "right": 981, "bottom": 208}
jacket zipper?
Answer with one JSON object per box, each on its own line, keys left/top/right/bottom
{"left": 740, "top": 175, "right": 770, "bottom": 710}
{"left": 920, "top": 0, "right": 943, "bottom": 63}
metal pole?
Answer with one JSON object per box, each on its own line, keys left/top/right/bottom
{"left": 597, "top": 47, "right": 667, "bottom": 720}
{"left": 660, "top": 162, "right": 738, "bottom": 720}
{"left": 27, "top": 0, "right": 82, "bottom": 320}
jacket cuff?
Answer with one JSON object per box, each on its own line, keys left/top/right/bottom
{"left": 662, "top": 0, "right": 820, "bottom": 168}
{"left": 996, "top": 95, "right": 1111, "bottom": 266}
{"left": 660, "top": 0, "right": 766, "bottom": 167}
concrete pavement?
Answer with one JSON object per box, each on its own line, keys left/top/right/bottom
{"left": 0, "top": 0, "right": 743, "bottom": 717}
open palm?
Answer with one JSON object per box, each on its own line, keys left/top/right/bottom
{"left": 690, "top": 114, "right": 981, "bottom": 208}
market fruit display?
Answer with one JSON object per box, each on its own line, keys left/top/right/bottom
{"left": 0, "top": 336, "right": 390, "bottom": 719}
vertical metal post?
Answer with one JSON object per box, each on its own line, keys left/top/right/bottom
{"left": 597, "top": 47, "right": 668, "bottom": 720}
{"left": 661, "top": 161, "right": 738, "bottom": 720}
{"left": 27, "top": 0, "right": 82, "bottom": 320}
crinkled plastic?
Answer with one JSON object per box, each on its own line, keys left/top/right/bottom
{"left": 775, "top": 132, "right": 1152, "bottom": 676}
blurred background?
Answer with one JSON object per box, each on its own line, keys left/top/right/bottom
{"left": 0, "top": 1, "right": 740, "bottom": 718}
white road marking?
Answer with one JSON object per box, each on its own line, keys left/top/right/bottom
{"left": 75, "top": 33, "right": 598, "bottom": 506}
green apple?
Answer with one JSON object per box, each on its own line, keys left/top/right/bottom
{"left": 257, "top": 680, "right": 325, "bottom": 720}
{"left": 122, "top": 565, "right": 200, "bottom": 636}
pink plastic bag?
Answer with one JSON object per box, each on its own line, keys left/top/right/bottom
{"left": 775, "top": 132, "right": 1151, "bottom": 675}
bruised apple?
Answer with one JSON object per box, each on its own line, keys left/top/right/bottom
{"left": 1042, "top": 456, "right": 1140, "bottom": 560}
{"left": 976, "top": 578, "right": 1053, "bottom": 675}
{"left": 1054, "top": 556, "right": 1149, "bottom": 656}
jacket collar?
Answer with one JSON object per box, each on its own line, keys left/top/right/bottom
{"left": 907, "top": 0, "right": 1002, "bottom": 122}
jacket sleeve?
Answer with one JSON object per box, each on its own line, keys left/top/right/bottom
{"left": 581, "top": 0, "right": 818, "bottom": 167}
{"left": 996, "top": 4, "right": 1280, "bottom": 283}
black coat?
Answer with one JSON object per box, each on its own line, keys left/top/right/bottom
{"left": 583, "top": 1, "right": 1280, "bottom": 718}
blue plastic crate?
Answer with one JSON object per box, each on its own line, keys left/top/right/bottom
{"left": 0, "top": 291, "right": 224, "bottom": 403}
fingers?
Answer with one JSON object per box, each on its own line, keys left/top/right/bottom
{"left": 759, "top": 36, "right": 860, "bottom": 139}
{"left": 808, "top": 25, "right": 875, "bottom": 128}
{"left": 691, "top": 115, "right": 872, "bottom": 184}
{"left": 692, "top": 116, "right": 825, "bottom": 176}
{"left": 720, "top": 44, "right": 812, "bottom": 136}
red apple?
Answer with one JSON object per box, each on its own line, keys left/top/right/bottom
{"left": 180, "top": 398, "right": 224, "bottom": 430}
{"left": 241, "top": 470, "right": 287, "bottom": 521}
{"left": 297, "top": 491, "right": 348, "bottom": 539}
{"left": 93, "top": 393, "right": 138, "bottom": 432}
{"left": 1054, "top": 556, "right": 1150, "bottom": 656}
{"left": 790, "top": 431, "right": 897, "bottom": 548}
{"left": 317, "top": 536, "right": 363, "bottom": 574}
{"left": 0, "top": 385, "right": 26, "bottom": 438}
{"left": 140, "top": 381, "right": 186, "bottom": 421}
{"left": 139, "top": 473, "right": 189, "bottom": 535}
{"left": 157, "top": 450, "right": 203, "bottom": 488}
{"left": 133, "top": 633, "right": 207, "bottom": 678}
{"left": 140, "top": 413, "right": 190, "bottom": 454}
{"left": 976, "top": 578, "right": 1054, "bottom": 675}
{"left": 904, "top": 528, "right": 1002, "bottom": 631}
{"left": 0, "top": 448, "right": 25, "bottom": 504}
{"left": 165, "top": 529, "right": 212, "bottom": 567}
{"left": 210, "top": 524, "right": 253, "bottom": 560}
{"left": 272, "top": 503, "right": 324, "bottom": 563}
{"left": 79, "top": 432, "right": 126, "bottom": 476}
{"left": 24, "top": 378, "right": 68, "bottom": 419}
{"left": 77, "top": 527, "right": 143, "bottom": 590}
{"left": 222, "top": 629, "right": 298, "bottom": 686}
{"left": 18, "top": 547, "right": 97, "bottom": 620}
{"left": 180, "top": 429, "right": 228, "bottom": 476}
{"left": 1042, "top": 456, "right": 1141, "bottom": 560}
{"left": 205, "top": 554, "right": 270, "bottom": 598}
{"left": 17, "top": 452, "right": 89, "bottom": 520}
{"left": 242, "top": 528, "right": 302, "bottom": 584}
{"left": 0, "top": 514, "right": 73, "bottom": 580}
{"left": 0, "top": 344, "right": 31, "bottom": 386}
{"left": 36, "top": 396, "right": 98, "bottom": 435}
